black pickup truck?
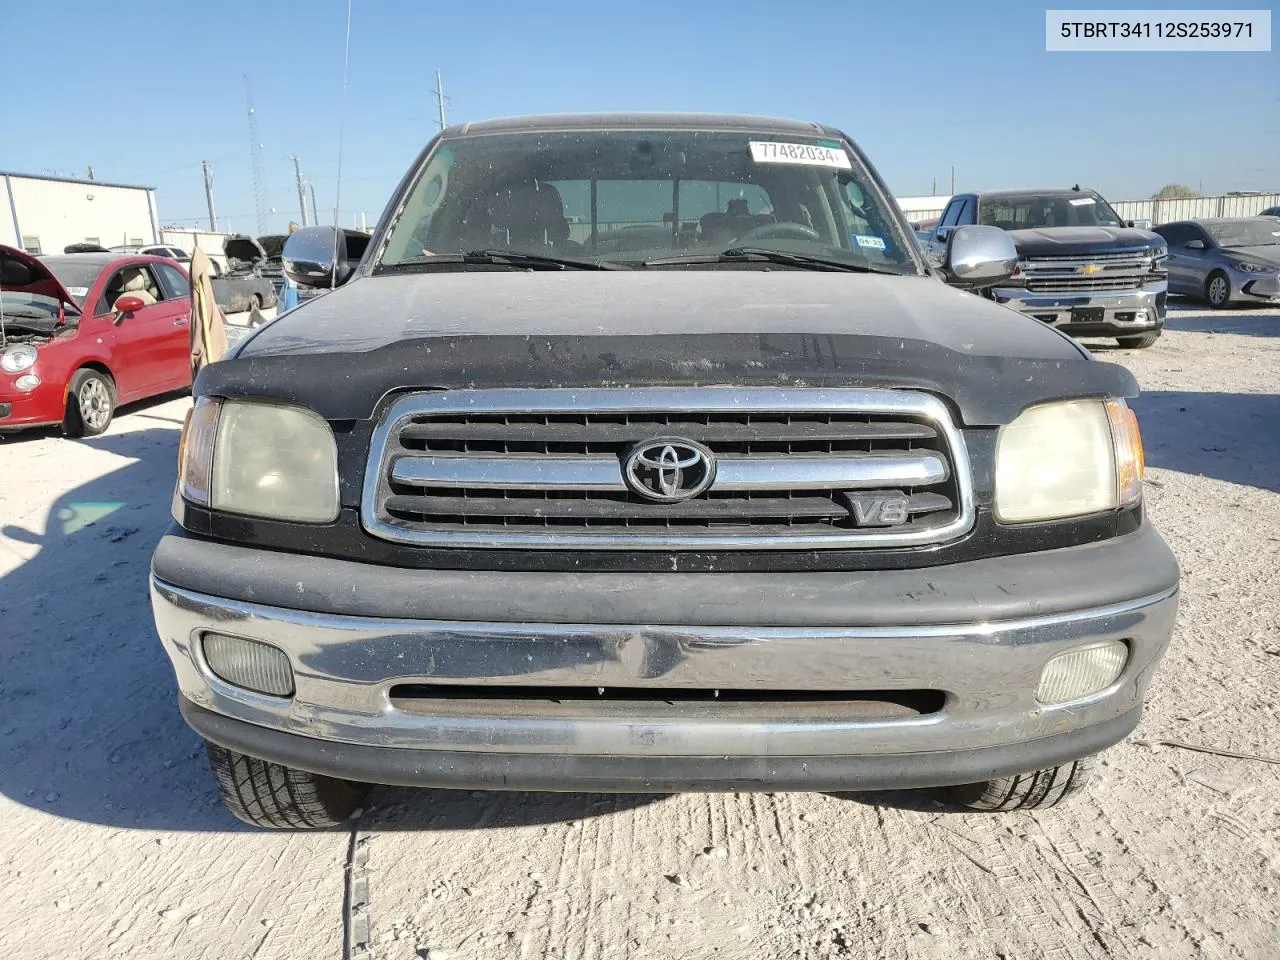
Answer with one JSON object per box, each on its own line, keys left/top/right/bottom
{"left": 150, "top": 114, "right": 1178, "bottom": 828}
{"left": 926, "top": 188, "right": 1169, "bottom": 348}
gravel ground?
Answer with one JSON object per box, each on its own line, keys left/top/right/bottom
{"left": 1, "top": 301, "right": 1277, "bottom": 960}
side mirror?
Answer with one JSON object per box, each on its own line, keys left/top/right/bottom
{"left": 1126, "top": 220, "right": 1135, "bottom": 228}
{"left": 114, "top": 294, "right": 146, "bottom": 315}
{"left": 1185, "top": 239, "right": 1206, "bottom": 250}
{"left": 282, "top": 226, "right": 371, "bottom": 289}
{"left": 941, "top": 225, "right": 1019, "bottom": 288}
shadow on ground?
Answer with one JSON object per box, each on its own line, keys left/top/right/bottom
{"left": 1163, "top": 308, "right": 1280, "bottom": 337}
{"left": 1133, "top": 390, "right": 1280, "bottom": 493}
{"left": 0, "top": 415, "right": 657, "bottom": 831}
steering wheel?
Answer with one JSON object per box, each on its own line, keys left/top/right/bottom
{"left": 737, "top": 222, "right": 822, "bottom": 243}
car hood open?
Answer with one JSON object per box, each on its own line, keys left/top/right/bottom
{"left": 223, "top": 235, "right": 268, "bottom": 263}
{"left": 0, "top": 243, "right": 82, "bottom": 311}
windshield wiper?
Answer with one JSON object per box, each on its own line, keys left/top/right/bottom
{"left": 643, "top": 247, "right": 900, "bottom": 274}
{"left": 385, "top": 249, "right": 627, "bottom": 271}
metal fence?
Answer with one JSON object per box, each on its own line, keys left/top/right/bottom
{"left": 901, "top": 192, "right": 1280, "bottom": 228}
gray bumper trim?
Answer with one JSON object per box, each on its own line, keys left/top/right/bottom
{"left": 151, "top": 523, "right": 1179, "bottom": 628}
{"left": 181, "top": 697, "right": 1142, "bottom": 792}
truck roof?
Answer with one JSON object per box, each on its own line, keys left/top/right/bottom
{"left": 446, "top": 112, "right": 838, "bottom": 138}
{"left": 970, "top": 188, "right": 1103, "bottom": 200}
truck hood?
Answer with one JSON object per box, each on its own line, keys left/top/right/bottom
{"left": 0, "top": 243, "right": 82, "bottom": 311}
{"left": 1007, "top": 226, "right": 1162, "bottom": 257}
{"left": 201, "top": 271, "right": 1136, "bottom": 426}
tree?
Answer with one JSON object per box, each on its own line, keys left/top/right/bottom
{"left": 1152, "top": 184, "right": 1200, "bottom": 200}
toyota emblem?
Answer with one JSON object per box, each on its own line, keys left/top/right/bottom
{"left": 623, "top": 438, "right": 716, "bottom": 502}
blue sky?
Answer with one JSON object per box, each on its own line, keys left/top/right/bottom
{"left": 6, "top": 1, "right": 1276, "bottom": 234}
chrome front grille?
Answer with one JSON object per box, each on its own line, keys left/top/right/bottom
{"left": 1020, "top": 248, "right": 1157, "bottom": 295}
{"left": 362, "top": 389, "right": 974, "bottom": 550}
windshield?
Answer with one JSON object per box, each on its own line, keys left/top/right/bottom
{"left": 39, "top": 258, "right": 102, "bottom": 305}
{"left": 1205, "top": 218, "right": 1280, "bottom": 248}
{"left": 378, "top": 129, "right": 919, "bottom": 274}
{"left": 979, "top": 193, "right": 1124, "bottom": 229}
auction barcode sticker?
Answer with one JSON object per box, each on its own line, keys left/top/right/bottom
{"left": 1046, "top": 10, "right": 1271, "bottom": 51}
{"left": 750, "top": 141, "right": 851, "bottom": 169}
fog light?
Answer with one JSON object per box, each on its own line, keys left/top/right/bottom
{"left": 1036, "top": 640, "right": 1128, "bottom": 704}
{"left": 202, "top": 633, "right": 295, "bottom": 697}
{"left": 15, "top": 374, "right": 40, "bottom": 391}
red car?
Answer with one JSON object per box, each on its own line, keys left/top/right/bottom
{"left": 0, "top": 245, "right": 193, "bottom": 436}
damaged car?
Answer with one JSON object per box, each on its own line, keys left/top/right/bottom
{"left": 216, "top": 235, "right": 282, "bottom": 314}
{"left": 1, "top": 246, "right": 193, "bottom": 435}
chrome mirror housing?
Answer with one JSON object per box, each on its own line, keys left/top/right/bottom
{"left": 942, "top": 225, "right": 1019, "bottom": 288}
{"left": 282, "top": 226, "right": 370, "bottom": 289}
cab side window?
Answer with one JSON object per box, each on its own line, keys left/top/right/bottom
{"left": 938, "top": 200, "right": 963, "bottom": 229}
{"left": 955, "top": 198, "right": 976, "bottom": 226}
{"left": 96, "top": 264, "right": 167, "bottom": 315}
{"left": 157, "top": 264, "right": 192, "bottom": 299}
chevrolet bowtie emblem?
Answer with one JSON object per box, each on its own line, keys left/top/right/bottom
{"left": 1078, "top": 263, "right": 1104, "bottom": 275}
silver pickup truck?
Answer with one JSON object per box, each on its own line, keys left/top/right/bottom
{"left": 151, "top": 114, "right": 1178, "bottom": 828}
{"left": 926, "top": 188, "right": 1169, "bottom": 349}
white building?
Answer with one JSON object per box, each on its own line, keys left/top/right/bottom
{"left": 1, "top": 171, "right": 160, "bottom": 256}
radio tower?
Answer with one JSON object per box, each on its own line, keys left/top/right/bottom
{"left": 244, "top": 74, "right": 269, "bottom": 235}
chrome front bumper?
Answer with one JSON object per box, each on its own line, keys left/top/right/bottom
{"left": 152, "top": 576, "right": 1178, "bottom": 773}
{"left": 991, "top": 280, "right": 1166, "bottom": 332}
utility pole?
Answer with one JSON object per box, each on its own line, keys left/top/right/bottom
{"left": 433, "top": 68, "right": 449, "bottom": 129}
{"left": 931, "top": 176, "right": 936, "bottom": 196}
{"left": 290, "top": 155, "right": 308, "bottom": 227}
{"left": 309, "top": 184, "right": 319, "bottom": 225}
{"left": 949, "top": 166, "right": 955, "bottom": 195}
{"left": 87, "top": 165, "right": 95, "bottom": 181}
{"left": 202, "top": 160, "right": 218, "bottom": 232}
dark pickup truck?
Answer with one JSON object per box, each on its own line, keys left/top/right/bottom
{"left": 927, "top": 188, "right": 1169, "bottom": 348}
{"left": 151, "top": 114, "right": 1178, "bottom": 828}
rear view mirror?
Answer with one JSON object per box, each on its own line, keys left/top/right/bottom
{"left": 282, "top": 226, "right": 371, "bottom": 289}
{"left": 1185, "top": 239, "right": 1206, "bottom": 250}
{"left": 940, "top": 225, "right": 1018, "bottom": 288}
{"left": 114, "top": 294, "right": 145, "bottom": 314}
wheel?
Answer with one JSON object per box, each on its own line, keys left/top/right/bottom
{"left": 1117, "top": 331, "right": 1161, "bottom": 349}
{"left": 934, "top": 756, "right": 1095, "bottom": 811}
{"left": 1205, "top": 270, "right": 1231, "bottom": 309}
{"left": 62, "top": 368, "right": 116, "bottom": 437}
{"left": 205, "top": 741, "right": 371, "bottom": 829}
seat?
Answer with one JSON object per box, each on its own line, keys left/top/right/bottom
{"left": 109, "top": 268, "right": 159, "bottom": 308}
{"left": 483, "top": 181, "right": 578, "bottom": 251}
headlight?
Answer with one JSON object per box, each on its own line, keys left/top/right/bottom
{"left": 1230, "top": 260, "right": 1271, "bottom": 274}
{"left": 994, "top": 399, "right": 1143, "bottom": 523}
{"left": 177, "top": 397, "right": 339, "bottom": 523}
{"left": 1, "top": 344, "right": 38, "bottom": 373}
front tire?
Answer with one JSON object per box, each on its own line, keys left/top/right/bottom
{"left": 934, "top": 756, "right": 1095, "bottom": 811}
{"left": 205, "top": 741, "right": 371, "bottom": 829}
{"left": 1206, "top": 270, "right": 1231, "bottom": 309}
{"left": 1117, "top": 331, "right": 1161, "bottom": 349}
{"left": 63, "top": 369, "right": 116, "bottom": 437}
